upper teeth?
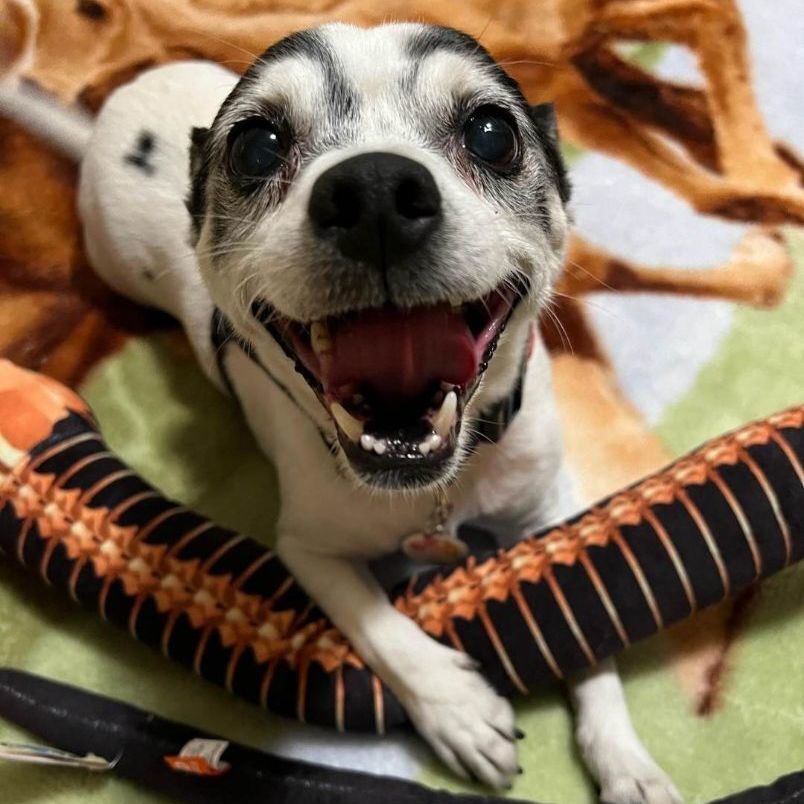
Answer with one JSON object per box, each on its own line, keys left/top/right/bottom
{"left": 432, "top": 390, "right": 457, "bottom": 440}
{"left": 330, "top": 402, "right": 363, "bottom": 442}
{"left": 311, "top": 321, "right": 332, "bottom": 355}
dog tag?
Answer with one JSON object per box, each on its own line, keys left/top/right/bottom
{"left": 402, "top": 529, "right": 468, "bottom": 565}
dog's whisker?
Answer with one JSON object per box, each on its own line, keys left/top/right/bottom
{"left": 551, "top": 290, "right": 623, "bottom": 321}
{"left": 183, "top": 28, "right": 268, "bottom": 69}
{"left": 564, "top": 258, "right": 616, "bottom": 293}
{"left": 543, "top": 302, "right": 574, "bottom": 354}
{"left": 192, "top": 242, "right": 266, "bottom": 260}
{"left": 216, "top": 59, "right": 263, "bottom": 71}
{"left": 496, "top": 58, "right": 558, "bottom": 69}
{"left": 473, "top": 14, "right": 496, "bottom": 48}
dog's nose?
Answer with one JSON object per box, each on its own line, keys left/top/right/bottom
{"left": 308, "top": 152, "right": 441, "bottom": 266}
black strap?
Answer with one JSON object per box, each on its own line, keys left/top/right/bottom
{"left": 210, "top": 308, "right": 335, "bottom": 450}
{"left": 472, "top": 360, "right": 527, "bottom": 445}
{"left": 0, "top": 668, "right": 529, "bottom": 804}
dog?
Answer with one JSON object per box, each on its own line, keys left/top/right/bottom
{"left": 1, "top": 22, "right": 681, "bottom": 801}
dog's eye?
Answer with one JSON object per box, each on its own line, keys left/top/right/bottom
{"left": 229, "top": 122, "right": 286, "bottom": 180}
{"left": 463, "top": 108, "right": 519, "bottom": 169}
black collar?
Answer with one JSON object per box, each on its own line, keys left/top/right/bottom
{"left": 210, "top": 307, "right": 527, "bottom": 448}
{"left": 472, "top": 362, "right": 526, "bottom": 446}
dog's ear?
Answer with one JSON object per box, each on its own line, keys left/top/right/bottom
{"left": 528, "top": 103, "right": 571, "bottom": 204}
{"left": 186, "top": 126, "right": 210, "bottom": 241}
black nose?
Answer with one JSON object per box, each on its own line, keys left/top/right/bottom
{"left": 308, "top": 152, "right": 441, "bottom": 267}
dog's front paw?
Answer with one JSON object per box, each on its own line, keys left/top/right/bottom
{"left": 399, "top": 647, "right": 518, "bottom": 790}
{"left": 600, "top": 769, "right": 682, "bottom": 804}
{"left": 596, "top": 747, "right": 682, "bottom": 804}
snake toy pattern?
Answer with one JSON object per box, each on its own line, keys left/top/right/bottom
{"left": 0, "top": 359, "right": 801, "bottom": 732}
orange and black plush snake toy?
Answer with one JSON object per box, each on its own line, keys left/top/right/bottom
{"left": 0, "top": 359, "right": 802, "bottom": 732}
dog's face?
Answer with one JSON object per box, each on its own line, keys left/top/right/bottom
{"left": 188, "top": 23, "right": 570, "bottom": 491}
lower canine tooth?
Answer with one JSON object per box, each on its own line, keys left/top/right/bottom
{"left": 432, "top": 391, "right": 457, "bottom": 439}
{"left": 419, "top": 432, "right": 443, "bottom": 456}
{"left": 426, "top": 433, "right": 443, "bottom": 450}
{"left": 331, "top": 403, "right": 363, "bottom": 442}
{"left": 360, "top": 434, "right": 375, "bottom": 451}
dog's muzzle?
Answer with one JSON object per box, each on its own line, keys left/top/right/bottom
{"left": 252, "top": 152, "right": 528, "bottom": 489}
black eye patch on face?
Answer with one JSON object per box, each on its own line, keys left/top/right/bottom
{"left": 528, "top": 103, "right": 571, "bottom": 204}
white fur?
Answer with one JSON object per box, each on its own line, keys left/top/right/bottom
{"left": 1, "top": 38, "right": 681, "bottom": 800}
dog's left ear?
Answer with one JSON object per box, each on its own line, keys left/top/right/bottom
{"left": 529, "top": 103, "right": 571, "bottom": 204}
{"left": 186, "top": 126, "right": 210, "bottom": 242}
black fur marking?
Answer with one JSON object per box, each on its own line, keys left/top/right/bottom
{"left": 407, "top": 26, "right": 481, "bottom": 61}
{"left": 407, "top": 27, "right": 570, "bottom": 207}
{"left": 261, "top": 31, "right": 356, "bottom": 123}
{"left": 124, "top": 130, "right": 157, "bottom": 175}
{"left": 529, "top": 103, "right": 571, "bottom": 204}
{"left": 222, "top": 30, "right": 357, "bottom": 131}
{"left": 186, "top": 126, "right": 210, "bottom": 239}
{"left": 187, "top": 31, "right": 358, "bottom": 239}
{"left": 406, "top": 26, "right": 527, "bottom": 107}
{"left": 210, "top": 307, "right": 331, "bottom": 450}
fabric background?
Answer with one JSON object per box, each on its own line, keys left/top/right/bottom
{"left": 0, "top": 1, "right": 802, "bottom": 801}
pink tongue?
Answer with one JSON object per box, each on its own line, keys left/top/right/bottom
{"left": 323, "top": 305, "right": 478, "bottom": 401}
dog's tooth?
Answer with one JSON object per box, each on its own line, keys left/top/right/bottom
{"left": 330, "top": 403, "right": 363, "bottom": 442}
{"left": 432, "top": 391, "right": 457, "bottom": 439}
{"left": 311, "top": 321, "right": 332, "bottom": 355}
{"left": 360, "top": 433, "right": 375, "bottom": 451}
{"left": 426, "top": 433, "right": 443, "bottom": 451}
{"left": 418, "top": 433, "right": 442, "bottom": 456}
{"left": 373, "top": 439, "right": 387, "bottom": 455}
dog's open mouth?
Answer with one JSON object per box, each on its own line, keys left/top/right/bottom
{"left": 252, "top": 279, "right": 526, "bottom": 484}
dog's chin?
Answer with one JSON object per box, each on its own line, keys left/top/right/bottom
{"left": 250, "top": 275, "right": 528, "bottom": 492}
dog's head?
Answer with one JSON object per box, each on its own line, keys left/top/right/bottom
{"left": 188, "top": 23, "right": 570, "bottom": 491}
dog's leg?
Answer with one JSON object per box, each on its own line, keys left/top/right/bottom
{"left": 477, "top": 376, "right": 680, "bottom": 802}
{"left": 569, "top": 660, "right": 682, "bottom": 804}
{"left": 277, "top": 537, "right": 519, "bottom": 790}
{"left": 485, "top": 490, "right": 680, "bottom": 802}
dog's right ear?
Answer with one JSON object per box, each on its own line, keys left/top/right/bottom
{"left": 186, "top": 126, "right": 209, "bottom": 242}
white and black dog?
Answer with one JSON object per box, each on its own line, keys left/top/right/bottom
{"left": 2, "top": 22, "right": 681, "bottom": 801}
